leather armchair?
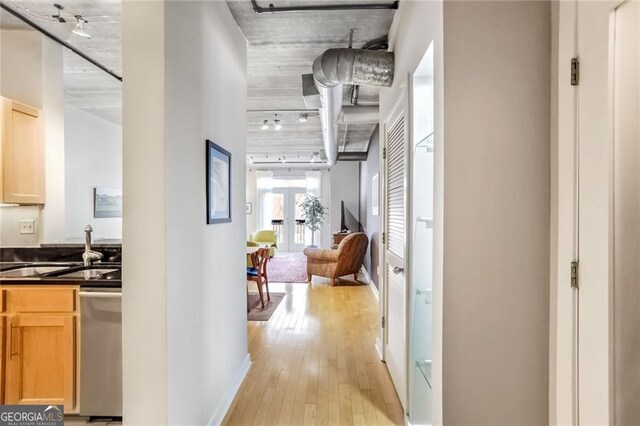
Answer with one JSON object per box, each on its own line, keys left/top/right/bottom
{"left": 249, "top": 230, "right": 277, "bottom": 257}
{"left": 303, "top": 232, "right": 368, "bottom": 286}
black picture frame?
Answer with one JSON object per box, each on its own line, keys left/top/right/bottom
{"left": 206, "top": 140, "right": 232, "bottom": 224}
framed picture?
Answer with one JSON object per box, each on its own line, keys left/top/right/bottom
{"left": 372, "top": 173, "right": 379, "bottom": 216}
{"left": 94, "top": 187, "right": 123, "bottom": 218}
{"left": 246, "top": 202, "right": 252, "bottom": 214}
{"left": 206, "top": 140, "right": 232, "bottom": 224}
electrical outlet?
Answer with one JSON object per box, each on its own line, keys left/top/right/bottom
{"left": 19, "top": 219, "right": 35, "bottom": 235}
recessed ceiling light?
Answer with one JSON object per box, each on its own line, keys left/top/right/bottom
{"left": 299, "top": 113, "right": 308, "bottom": 122}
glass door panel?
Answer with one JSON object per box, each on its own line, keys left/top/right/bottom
{"left": 271, "top": 190, "right": 286, "bottom": 247}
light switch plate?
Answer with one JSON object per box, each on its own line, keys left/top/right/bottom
{"left": 19, "top": 219, "right": 35, "bottom": 235}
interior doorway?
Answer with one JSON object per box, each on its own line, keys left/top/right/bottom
{"left": 271, "top": 184, "right": 307, "bottom": 253}
{"left": 408, "top": 42, "right": 435, "bottom": 426}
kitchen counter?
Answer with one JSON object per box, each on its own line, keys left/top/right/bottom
{"left": 40, "top": 238, "right": 122, "bottom": 248}
{"left": 0, "top": 262, "right": 122, "bottom": 287}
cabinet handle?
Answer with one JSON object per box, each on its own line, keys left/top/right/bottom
{"left": 9, "top": 322, "right": 19, "bottom": 358}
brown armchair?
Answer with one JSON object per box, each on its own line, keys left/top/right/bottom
{"left": 303, "top": 232, "right": 369, "bottom": 286}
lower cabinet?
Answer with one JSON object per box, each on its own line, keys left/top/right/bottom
{"left": 1, "top": 286, "right": 78, "bottom": 412}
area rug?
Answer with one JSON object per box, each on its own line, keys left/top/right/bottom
{"left": 247, "top": 292, "right": 285, "bottom": 321}
{"left": 267, "top": 253, "right": 308, "bottom": 283}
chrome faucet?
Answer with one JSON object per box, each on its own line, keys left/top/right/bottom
{"left": 83, "top": 225, "right": 103, "bottom": 267}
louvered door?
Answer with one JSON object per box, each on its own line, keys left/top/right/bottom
{"left": 383, "top": 93, "right": 408, "bottom": 407}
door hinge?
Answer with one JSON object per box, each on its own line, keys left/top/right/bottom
{"left": 382, "top": 232, "right": 386, "bottom": 244}
{"left": 381, "top": 315, "right": 386, "bottom": 328}
{"left": 571, "top": 261, "right": 579, "bottom": 289}
{"left": 571, "top": 57, "right": 580, "bottom": 86}
{"left": 383, "top": 147, "right": 386, "bottom": 160}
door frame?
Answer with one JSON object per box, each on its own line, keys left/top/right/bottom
{"left": 271, "top": 186, "right": 307, "bottom": 253}
{"left": 380, "top": 87, "right": 410, "bottom": 410}
{"left": 552, "top": 1, "right": 627, "bottom": 423}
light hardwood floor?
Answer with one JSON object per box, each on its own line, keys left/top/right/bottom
{"left": 222, "top": 276, "right": 404, "bottom": 426}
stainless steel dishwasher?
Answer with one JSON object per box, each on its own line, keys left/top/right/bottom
{"left": 79, "top": 287, "right": 123, "bottom": 418}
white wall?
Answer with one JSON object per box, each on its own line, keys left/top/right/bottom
{"left": 330, "top": 161, "right": 360, "bottom": 233}
{"left": 441, "top": 2, "right": 550, "bottom": 424}
{"left": 122, "top": 1, "right": 248, "bottom": 424}
{"left": 246, "top": 167, "right": 257, "bottom": 235}
{"left": 0, "top": 30, "right": 65, "bottom": 245}
{"left": 0, "top": 205, "right": 41, "bottom": 246}
{"left": 383, "top": 1, "right": 550, "bottom": 424}
{"left": 41, "top": 37, "right": 66, "bottom": 242}
{"left": 64, "top": 105, "right": 122, "bottom": 239}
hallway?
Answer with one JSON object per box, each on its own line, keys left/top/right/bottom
{"left": 223, "top": 279, "right": 404, "bottom": 425}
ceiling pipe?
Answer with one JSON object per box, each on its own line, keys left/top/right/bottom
{"left": 251, "top": 0, "right": 399, "bottom": 14}
{"left": 0, "top": 2, "right": 122, "bottom": 82}
{"left": 338, "top": 152, "right": 368, "bottom": 161}
{"left": 340, "top": 105, "right": 379, "bottom": 123}
{"left": 313, "top": 48, "right": 394, "bottom": 165}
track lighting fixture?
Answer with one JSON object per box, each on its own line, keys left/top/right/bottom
{"left": 248, "top": 156, "right": 254, "bottom": 164}
{"left": 51, "top": 4, "right": 65, "bottom": 23}
{"left": 72, "top": 15, "right": 91, "bottom": 39}
{"left": 274, "top": 114, "right": 282, "bottom": 131}
{"left": 261, "top": 120, "right": 269, "bottom": 130}
{"left": 298, "top": 113, "right": 308, "bottom": 123}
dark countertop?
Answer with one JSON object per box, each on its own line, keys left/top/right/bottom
{"left": 0, "top": 262, "right": 122, "bottom": 288}
{"left": 40, "top": 238, "right": 122, "bottom": 248}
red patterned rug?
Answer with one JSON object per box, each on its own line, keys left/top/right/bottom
{"left": 267, "top": 253, "right": 308, "bottom": 283}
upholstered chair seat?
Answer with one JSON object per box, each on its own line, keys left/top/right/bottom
{"left": 303, "top": 232, "right": 368, "bottom": 286}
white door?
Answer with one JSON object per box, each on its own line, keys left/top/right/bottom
{"left": 289, "top": 188, "right": 307, "bottom": 252}
{"left": 271, "top": 188, "right": 288, "bottom": 250}
{"left": 383, "top": 91, "right": 409, "bottom": 408}
{"left": 272, "top": 187, "right": 307, "bottom": 252}
{"left": 555, "top": 1, "right": 640, "bottom": 423}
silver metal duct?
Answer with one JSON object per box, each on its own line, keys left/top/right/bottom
{"left": 340, "top": 105, "right": 379, "bottom": 124}
{"left": 313, "top": 48, "right": 394, "bottom": 165}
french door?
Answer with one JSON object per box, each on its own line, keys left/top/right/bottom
{"left": 556, "top": 1, "right": 640, "bottom": 424}
{"left": 382, "top": 91, "right": 409, "bottom": 408}
{"left": 271, "top": 187, "right": 307, "bottom": 253}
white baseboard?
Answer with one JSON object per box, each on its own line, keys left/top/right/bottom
{"left": 375, "top": 337, "right": 384, "bottom": 361}
{"left": 361, "top": 266, "right": 379, "bottom": 301}
{"left": 208, "top": 353, "right": 251, "bottom": 426}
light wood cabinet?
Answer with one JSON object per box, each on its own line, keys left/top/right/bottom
{"left": 0, "top": 316, "right": 4, "bottom": 404}
{"left": 1, "top": 286, "right": 78, "bottom": 412}
{"left": 0, "top": 97, "right": 45, "bottom": 204}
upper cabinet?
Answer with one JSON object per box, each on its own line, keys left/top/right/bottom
{"left": 0, "top": 97, "right": 45, "bottom": 204}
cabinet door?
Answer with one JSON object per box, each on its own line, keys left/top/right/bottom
{"left": 1, "top": 98, "right": 45, "bottom": 204}
{"left": 5, "top": 315, "right": 75, "bottom": 411}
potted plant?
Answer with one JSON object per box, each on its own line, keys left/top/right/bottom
{"left": 300, "top": 194, "right": 327, "bottom": 247}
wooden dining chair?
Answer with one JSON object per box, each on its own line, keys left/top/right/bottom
{"left": 247, "top": 247, "right": 271, "bottom": 309}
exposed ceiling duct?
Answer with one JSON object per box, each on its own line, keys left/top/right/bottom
{"left": 312, "top": 48, "right": 394, "bottom": 165}
{"left": 250, "top": 0, "right": 399, "bottom": 14}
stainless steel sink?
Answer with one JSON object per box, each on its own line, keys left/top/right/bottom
{"left": 0, "top": 266, "right": 70, "bottom": 278}
{"left": 55, "top": 268, "right": 119, "bottom": 279}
